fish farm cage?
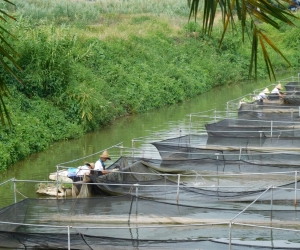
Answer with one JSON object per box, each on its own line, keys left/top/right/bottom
{"left": 1, "top": 173, "right": 300, "bottom": 250}
{"left": 2, "top": 73, "right": 300, "bottom": 249}
{"left": 225, "top": 73, "right": 300, "bottom": 113}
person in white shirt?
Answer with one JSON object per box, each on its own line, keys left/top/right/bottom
{"left": 255, "top": 88, "right": 269, "bottom": 102}
{"left": 94, "top": 150, "right": 111, "bottom": 171}
{"left": 76, "top": 162, "right": 94, "bottom": 176}
{"left": 270, "top": 84, "right": 284, "bottom": 99}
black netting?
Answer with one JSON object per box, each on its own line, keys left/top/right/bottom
{"left": 3, "top": 231, "right": 297, "bottom": 249}
{"left": 86, "top": 180, "right": 299, "bottom": 203}
{"left": 205, "top": 118, "right": 300, "bottom": 138}
{"left": 284, "top": 82, "right": 300, "bottom": 92}
{"left": 238, "top": 103, "right": 300, "bottom": 121}
{"left": 152, "top": 135, "right": 300, "bottom": 167}
{"left": 67, "top": 158, "right": 296, "bottom": 203}
{"left": 284, "top": 93, "right": 300, "bottom": 105}
{"left": 105, "top": 155, "right": 300, "bottom": 174}
{"left": 0, "top": 199, "right": 28, "bottom": 231}
{"left": 1, "top": 197, "right": 300, "bottom": 249}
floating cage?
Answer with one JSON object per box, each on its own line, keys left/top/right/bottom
{"left": 1, "top": 187, "right": 300, "bottom": 249}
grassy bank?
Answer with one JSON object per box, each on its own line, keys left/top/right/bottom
{"left": 0, "top": 0, "right": 299, "bottom": 170}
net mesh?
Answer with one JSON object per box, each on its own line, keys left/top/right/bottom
{"left": 205, "top": 118, "right": 300, "bottom": 138}
{"left": 151, "top": 134, "right": 300, "bottom": 167}
{"left": 285, "top": 82, "right": 300, "bottom": 92}
{"left": 238, "top": 103, "right": 300, "bottom": 121}
{"left": 1, "top": 196, "right": 300, "bottom": 249}
{"left": 65, "top": 157, "right": 299, "bottom": 203}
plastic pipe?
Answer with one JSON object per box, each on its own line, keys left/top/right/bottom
{"left": 176, "top": 174, "right": 181, "bottom": 203}
{"left": 229, "top": 222, "right": 232, "bottom": 250}
{"left": 270, "top": 121, "right": 273, "bottom": 137}
{"left": 13, "top": 178, "right": 16, "bottom": 204}
{"left": 131, "top": 140, "right": 135, "bottom": 159}
{"left": 67, "top": 226, "right": 71, "bottom": 250}
{"left": 134, "top": 184, "right": 139, "bottom": 215}
{"left": 294, "top": 171, "right": 298, "bottom": 207}
{"left": 56, "top": 165, "right": 59, "bottom": 199}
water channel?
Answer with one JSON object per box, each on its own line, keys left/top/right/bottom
{"left": 0, "top": 71, "right": 297, "bottom": 209}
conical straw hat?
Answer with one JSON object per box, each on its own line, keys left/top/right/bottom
{"left": 276, "top": 83, "right": 282, "bottom": 90}
{"left": 263, "top": 88, "right": 270, "bottom": 94}
{"left": 100, "top": 150, "right": 111, "bottom": 160}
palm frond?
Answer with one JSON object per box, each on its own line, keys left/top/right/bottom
{"left": 249, "top": 25, "right": 258, "bottom": 79}
{"left": 188, "top": 0, "right": 299, "bottom": 80}
{"left": 0, "top": 78, "right": 12, "bottom": 126}
{"left": 0, "top": 0, "right": 21, "bottom": 127}
{"left": 258, "top": 31, "right": 275, "bottom": 80}
{"left": 0, "top": 9, "right": 16, "bottom": 21}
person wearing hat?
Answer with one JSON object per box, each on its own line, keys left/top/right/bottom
{"left": 270, "top": 83, "right": 284, "bottom": 99}
{"left": 94, "top": 150, "right": 111, "bottom": 171}
{"left": 255, "top": 88, "right": 270, "bottom": 102}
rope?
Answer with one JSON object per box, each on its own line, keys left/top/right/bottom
{"left": 57, "top": 142, "right": 123, "bottom": 165}
{"left": 80, "top": 233, "right": 93, "bottom": 250}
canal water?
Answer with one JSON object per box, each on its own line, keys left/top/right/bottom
{"left": 0, "top": 71, "right": 296, "bottom": 208}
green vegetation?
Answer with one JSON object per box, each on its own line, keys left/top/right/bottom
{"left": 0, "top": 0, "right": 299, "bottom": 170}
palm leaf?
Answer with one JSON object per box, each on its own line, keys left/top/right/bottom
{"left": 259, "top": 30, "right": 291, "bottom": 65}
{"left": 0, "top": 0, "right": 21, "bottom": 126}
{"left": 258, "top": 31, "right": 275, "bottom": 80}
{"left": 188, "top": 0, "right": 298, "bottom": 80}
{"left": 249, "top": 25, "right": 258, "bottom": 78}
{"left": 0, "top": 78, "right": 12, "bottom": 126}
{"left": 0, "top": 9, "right": 16, "bottom": 21}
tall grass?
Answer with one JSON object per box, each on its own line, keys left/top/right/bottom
{"left": 13, "top": 0, "right": 191, "bottom": 27}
